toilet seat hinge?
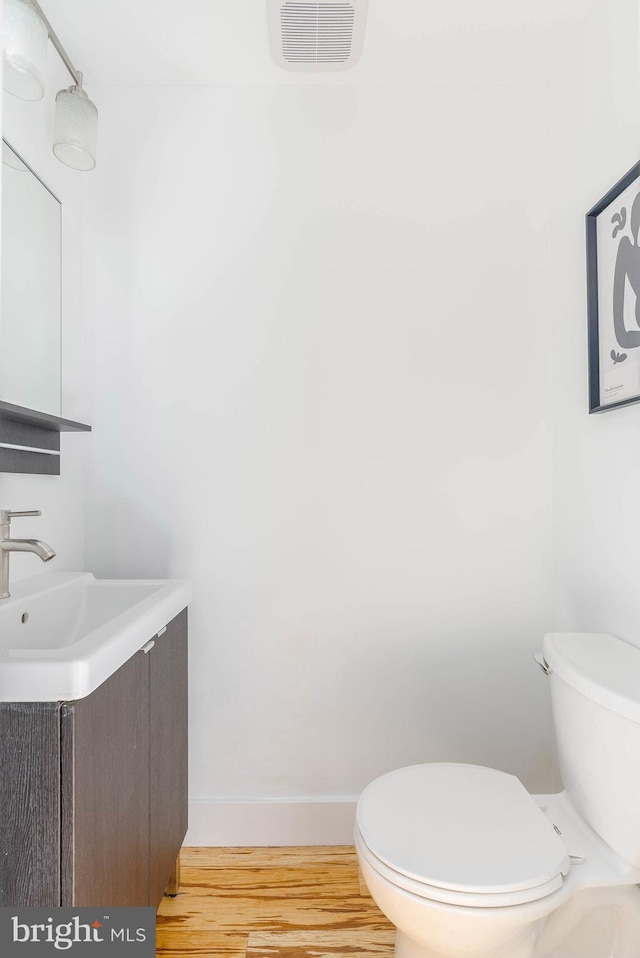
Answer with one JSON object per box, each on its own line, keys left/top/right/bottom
{"left": 533, "top": 651, "right": 552, "bottom": 675}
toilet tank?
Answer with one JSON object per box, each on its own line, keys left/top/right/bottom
{"left": 542, "top": 632, "right": 640, "bottom": 866}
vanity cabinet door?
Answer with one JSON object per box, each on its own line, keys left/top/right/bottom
{"left": 149, "top": 609, "right": 188, "bottom": 907}
{"left": 0, "top": 702, "right": 60, "bottom": 906}
{"left": 60, "top": 649, "right": 150, "bottom": 907}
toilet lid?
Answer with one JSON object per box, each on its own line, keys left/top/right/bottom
{"left": 356, "top": 764, "right": 570, "bottom": 898}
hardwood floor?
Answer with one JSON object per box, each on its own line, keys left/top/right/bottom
{"left": 156, "top": 847, "right": 395, "bottom": 958}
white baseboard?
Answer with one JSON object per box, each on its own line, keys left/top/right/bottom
{"left": 185, "top": 800, "right": 357, "bottom": 846}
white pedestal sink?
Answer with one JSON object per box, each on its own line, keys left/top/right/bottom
{"left": 0, "top": 571, "right": 192, "bottom": 701}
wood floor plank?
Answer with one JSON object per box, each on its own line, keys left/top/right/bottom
{"left": 246, "top": 929, "right": 395, "bottom": 958}
{"left": 176, "top": 865, "right": 361, "bottom": 899}
{"left": 156, "top": 930, "right": 247, "bottom": 957}
{"left": 181, "top": 847, "right": 358, "bottom": 869}
{"left": 157, "top": 894, "right": 390, "bottom": 934}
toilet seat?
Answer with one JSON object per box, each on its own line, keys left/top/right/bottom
{"left": 355, "top": 824, "right": 567, "bottom": 908}
{"left": 356, "top": 764, "right": 571, "bottom": 908}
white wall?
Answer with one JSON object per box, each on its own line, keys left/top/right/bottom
{"left": 0, "top": 46, "right": 90, "bottom": 580}
{"left": 85, "top": 77, "right": 555, "bottom": 842}
{"left": 549, "top": 1, "right": 640, "bottom": 642}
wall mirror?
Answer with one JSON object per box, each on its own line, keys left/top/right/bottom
{"left": 1, "top": 139, "right": 61, "bottom": 417}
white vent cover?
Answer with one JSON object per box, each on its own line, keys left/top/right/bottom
{"left": 267, "top": 0, "right": 369, "bottom": 72}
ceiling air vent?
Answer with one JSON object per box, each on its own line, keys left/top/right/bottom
{"left": 267, "top": 0, "right": 369, "bottom": 72}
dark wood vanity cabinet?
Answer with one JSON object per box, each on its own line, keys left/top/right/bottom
{"left": 148, "top": 611, "right": 189, "bottom": 906}
{"left": 0, "top": 609, "right": 188, "bottom": 909}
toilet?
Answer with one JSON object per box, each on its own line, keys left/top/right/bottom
{"left": 355, "top": 631, "right": 640, "bottom": 958}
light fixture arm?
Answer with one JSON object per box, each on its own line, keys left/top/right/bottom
{"left": 28, "top": 0, "right": 82, "bottom": 87}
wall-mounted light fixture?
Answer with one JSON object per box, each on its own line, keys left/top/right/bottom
{"left": 3, "top": 0, "right": 98, "bottom": 171}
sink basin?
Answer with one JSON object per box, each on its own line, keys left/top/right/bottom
{"left": 0, "top": 571, "right": 192, "bottom": 702}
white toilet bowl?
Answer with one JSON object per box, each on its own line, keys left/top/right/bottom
{"left": 355, "top": 764, "right": 640, "bottom": 958}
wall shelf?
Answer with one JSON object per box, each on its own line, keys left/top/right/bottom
{"left": 0, "top": 400, "right": 91, "bottom": 433}
{"left": 0, "top": 401, "right": 91, "bottom": 475}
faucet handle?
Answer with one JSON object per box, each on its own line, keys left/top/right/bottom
{"left": 1, "top": 510, "right": 42, "bottom": 523}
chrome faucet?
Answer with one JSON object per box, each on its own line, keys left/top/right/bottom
{"left": 0, "top": 510, "right": 56, "bottom": 599}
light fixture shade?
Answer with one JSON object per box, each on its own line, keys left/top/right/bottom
{"left": 53, "top": 87, "right": 98, "bottom": 171}
{"left": 3, "top": 0, "right": 48, "bottom": 100}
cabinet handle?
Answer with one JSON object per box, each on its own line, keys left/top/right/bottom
{"left": 140, "top": 639, "right": 155, "bottom": 654}
{"left": 157, "top": 626, "right": 167, "bottom": 637}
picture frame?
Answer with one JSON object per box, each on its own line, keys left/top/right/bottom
{"left": 586, "top": 162, "right": 640, "bottom": 412}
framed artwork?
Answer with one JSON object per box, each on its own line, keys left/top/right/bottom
{"left": 586, "top": 162, "right": 640, "bottom": 412}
